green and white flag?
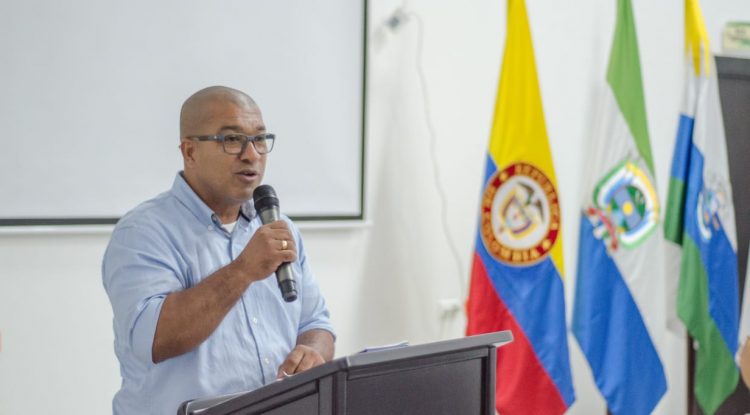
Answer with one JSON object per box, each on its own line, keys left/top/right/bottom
{"left": 664, "top": 1, "right": 739, "bottom": 413}
{"left": 572, "top": 0, "right": 666, "bottom": 413}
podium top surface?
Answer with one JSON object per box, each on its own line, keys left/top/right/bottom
{"left": 179, "top": 331, "right": 512, "bottom": 414}
{"left": 344, "top": 330, "right": 512, "bottom": 367}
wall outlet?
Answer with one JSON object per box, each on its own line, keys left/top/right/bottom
{"left": 438, "top": 298, "right": 462, "bottom": 319}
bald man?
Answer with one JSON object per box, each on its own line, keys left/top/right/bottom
{"left": 103, "top": 86, "right": 335, "bottom": 415}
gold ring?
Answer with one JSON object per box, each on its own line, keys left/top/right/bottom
{"left": 281, "top": 240, "right": 288, "bottom": 250}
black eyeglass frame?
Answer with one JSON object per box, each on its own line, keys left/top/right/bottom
{"left": 185, "top": 133, "right": 275, "bottom": 155}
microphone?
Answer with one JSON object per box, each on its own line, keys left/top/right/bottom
{"left": 253, "top": 185, "right": 298, "bottom": 302}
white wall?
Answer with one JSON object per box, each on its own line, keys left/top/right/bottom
{"left": 1, "top": 0, "right": 749, "bottom": 413}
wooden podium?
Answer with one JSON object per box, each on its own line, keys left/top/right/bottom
{"left": 178, "top": 331, "right": 512, "bottom": 415}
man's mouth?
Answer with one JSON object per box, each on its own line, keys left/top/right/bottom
{"left": 236, "top": 170, "right": 259, "bottom": 181}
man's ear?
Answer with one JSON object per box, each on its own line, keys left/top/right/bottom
{"left": 180, "top": 140, "right": 196, "bottom": 165}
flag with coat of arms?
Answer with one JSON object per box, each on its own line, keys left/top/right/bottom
{"left": 664, "top": 0, "right": 740, "bottom": 413}
{"left": 571, "top": 0, "right": 667, "bottom": 413}
{"left": 465, "top": 0, "right": 575, "bottom": 413}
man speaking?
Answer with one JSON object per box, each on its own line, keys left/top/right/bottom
{"left": 102, "top": 86, "right": 335, "bottom": 414}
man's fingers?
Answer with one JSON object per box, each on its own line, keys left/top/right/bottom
{"left": 277, "top": 348, "right": 304, "bottom": 378}
{"left": 259, "top": 225, "right": 291, "bottom": 241}
{"left": 277, "top": 346, "right": 326, "bottom": 378}
{"left": 282, "top": 250, "right": 297, "bottom": 263}
{"left": 270, "top": 237, "right": 297, "bottom": 263}
{"left": 260, "top": 225, "right": 295, "bottom": 250}
{"left": 274, "top": 233, "right": 295, "bottom": 249}
{"left": 272, "top": 235, "right": 295, "bottom": 251}
{"left": 266, "top": 229, "right": 296, "bottom": 262}
{"left": 296, "top": 352, "right": 324, "bottom": 373}
{"left": 267, "top": 220, "right": 291, "bottom": 230}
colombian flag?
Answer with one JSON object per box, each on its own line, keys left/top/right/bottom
{"left": 465, "top": 0, "right": 575, "bottom": 413}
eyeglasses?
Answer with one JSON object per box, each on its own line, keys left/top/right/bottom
{"left": 186, "top": 133, "right": 275, "bottom": 155}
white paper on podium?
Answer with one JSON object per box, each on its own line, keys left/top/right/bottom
{"left": 359, "top": 341, "right": 409, "bottom": 354}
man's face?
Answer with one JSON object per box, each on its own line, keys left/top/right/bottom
{"left": 182, "top": 100, "right": 267, "bottom": 211}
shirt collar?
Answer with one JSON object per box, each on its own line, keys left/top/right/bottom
{"left": 171, "top": 172, "right": 257, "bottom": 227}
{"left": 240, "top": 202, "right": 256, "bottom": 222}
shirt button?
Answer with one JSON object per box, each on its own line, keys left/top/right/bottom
{"left": 264, "top": 357, "right": 270, "bottom": 365}
{"left": 252, "top": 317, "right": 259, "bottom": 324}
{"left": 207, "top": 225, "right": 214, "bottom": 231}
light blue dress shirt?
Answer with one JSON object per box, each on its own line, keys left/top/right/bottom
{"left": 102, "top": 173, "right": 334, "bottom": 415}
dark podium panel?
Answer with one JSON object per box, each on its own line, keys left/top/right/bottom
{"left": 178, "top": 331, "right": 512, "bottom": 415}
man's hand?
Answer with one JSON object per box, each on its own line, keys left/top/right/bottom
{"left": 740, "top": 336, "right": 750, "bottom": 389}
{"left": 276, "top": 344, "right": 326, "bottom": 379}
{"left": 235, "top": 220, "right": 297, "bottom": 282}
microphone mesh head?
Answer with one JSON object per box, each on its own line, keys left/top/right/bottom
{"left": 253, "top": 184, "right": 279, "bottom": 212}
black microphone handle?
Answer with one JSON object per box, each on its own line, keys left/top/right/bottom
{"left": 258, "top": 207, "right": 298, "bottom": 302}
{"left": 276, "top": 263, "right": 298, "bottom": 302}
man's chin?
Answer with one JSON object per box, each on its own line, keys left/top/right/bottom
{"left": 232, "top": 186, "right": 256, "bottom": 204}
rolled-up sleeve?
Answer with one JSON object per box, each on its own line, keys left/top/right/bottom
{"left": 290, "top": 223, "right": 336, "bottom": 340}
{"left": 102, "top": 223, "right": 185, "bottom": 365}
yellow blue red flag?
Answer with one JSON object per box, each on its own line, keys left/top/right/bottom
{"left": 465, "top": 0, "right": 575, "bottom": 413}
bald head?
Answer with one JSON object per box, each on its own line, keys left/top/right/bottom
{"left": 177, "top": 86, "right": 268, "bottom": 219}
{"left": 180, "top": 86, "right": 258, "bottom": 137}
